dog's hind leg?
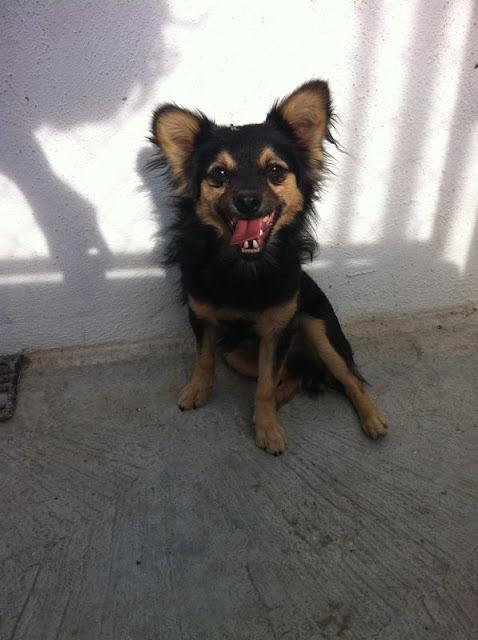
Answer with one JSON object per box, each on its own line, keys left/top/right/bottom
{"left": 224, "top": 340, "right": 301, "bottom": 406}
{"left": 178, "top": 307, "right": 216, "bottom": 410}
{"left": 300, "top": 314, "right": 387, "bottom": 438}
{"left": 223, "top": 340, "right": 258, "bottom": 378}
{"left": 276, "top": 370, "right": 302, "bottom": 407}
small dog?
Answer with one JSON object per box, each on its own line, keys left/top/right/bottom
{"left": 151, "top": 80, "right": 387, "bottom": 454}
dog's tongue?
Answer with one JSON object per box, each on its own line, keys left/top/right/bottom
{"left": 230, "top": 218, "right": 262, "bottom": 245}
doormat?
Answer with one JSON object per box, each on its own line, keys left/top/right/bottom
{"left": 0, "top": 354, "right": 24, "bottom": 421}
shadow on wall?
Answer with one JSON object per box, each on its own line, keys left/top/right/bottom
{"left": 380, "top": 0, "right": 478, "bottom": 279}
{"left": 318, "top": 0, "right": 478, "bottom": 316}
{"left": 430, "top": 5, "right": 478, "bottom": 278}
{"left": 0, "top": 1, "right": 172, "bottom": 287}
{"left": 0, "top": 1, "right": 193, "bottom": 348}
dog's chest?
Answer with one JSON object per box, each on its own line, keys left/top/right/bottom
{"left": 188, "top": 295, "right": 297, "bottom": 337}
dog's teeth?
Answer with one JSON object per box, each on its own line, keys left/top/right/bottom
{"left": 252, "top": 240, "right": 259, "bottom": 249}
{"left": 242, "top": 242, "right": 248, "bottom": 249}
{"left": 259, "top": 229, "right": 263, "bottom": 236}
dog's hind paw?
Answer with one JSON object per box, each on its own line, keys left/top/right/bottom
{"left": 178, "top": 381, "right": 212, "bottom": 411}
{"left": 276, "top": 378, "right": 301, "bottom": 408}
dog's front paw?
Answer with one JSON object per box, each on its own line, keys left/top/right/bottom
{"left": 362, "top": 409, "right": 388, "bottom": 439}
{"left": 178, "top": 380, "right": 212, "bottom": 411}
{"left": 254, "top": 415, "right": 287, "bottom": 455}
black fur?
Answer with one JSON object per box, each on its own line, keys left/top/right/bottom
{"left": 150, "top": 81, "right": 359, "bottom": 391}
{"left": 159, "top": 120, "right": 318, "bottom": 310}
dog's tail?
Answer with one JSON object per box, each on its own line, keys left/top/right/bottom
{"left": 286, "top": 351, "right": 330, "bottom": 395}
{"left": 286, "top": 349, "right": 366, "bottom": 395}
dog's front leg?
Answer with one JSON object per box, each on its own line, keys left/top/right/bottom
{"left": 178, "top": 308, "right": 216, "bottom": 410}
{"left": 254, "top": 334, "right": 288, "bottom": 455}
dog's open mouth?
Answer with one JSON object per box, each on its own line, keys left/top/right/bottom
{"left": 225, "top": 210, "right": 278, "bottom": 254}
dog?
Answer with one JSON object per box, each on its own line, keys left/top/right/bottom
{"left": 150, "top": 80, "right": 387, "bottom": 454}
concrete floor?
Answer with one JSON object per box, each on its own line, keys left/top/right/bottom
{"left": 1, "top": 308, "right": 477, "bottom": 640}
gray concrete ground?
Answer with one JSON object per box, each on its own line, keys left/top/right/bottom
{"left": 1, "top": 307, "right": 477, "bottom": 640}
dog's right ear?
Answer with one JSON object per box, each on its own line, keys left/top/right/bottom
{"left": 151, "top": 105, "right": 210, "bottom": 190}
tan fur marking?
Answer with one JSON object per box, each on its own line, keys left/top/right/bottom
{"left": 270, "top": 172, "right": 304, "bottom": 232}
{"left": 278, "top": 84, "right": 328, "bottom": 164}
{"left": 209, "top": 151, "right": 237, "bottom": 172}
{"left": 224, "top": 342, "right": 258, "bottom": 378}
{"left": 188, "top": 297, "right": 242, "bottom": 323}
{"left": 300, "top": 315, "right": 387, "bottom": 437}
{"left": 281, "top": 90, "right": 327, "bottom": 143}
{"left": 276, "top": 376, "right": 301, "bottom": 407}
{"left": 258, "top": 147, "right": 289, "bottom": 170}
{"left": 255, "top": 336, "right": 276, "bottom": 404}
{"left": 254, "top": 334, "right": 287, "bottom": 454}
{"left": 223, "top": 343, "right": 301, "bottom": 407}
{"left": 189, "top": 294, "right": 297, "bottom": 338}
{"left": 255, "top": 295, "right": 297, "bottom": 337}
{"left": 155, "top": 110, "right": 200, "bottom": 188}
{"left": 196, "top": 150, "right": 239, "bottom": 235}
{"left": 258, "top": 147, "right": 304, "bottom": 233}
{"left": 178, "top": 321, "right": 216, "bottom": 410}
{"left": 196, "top": 181, "right": 226, "bottom": 235}
{"left": 189, "top": 295, "right": 296, "bottom": 454}
{"left": 197, "top": 321, "right": 216, "bottom": 376}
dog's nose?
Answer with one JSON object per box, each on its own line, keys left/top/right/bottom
{"left": 234, "top": 191, "right": 261, "bottom": 215}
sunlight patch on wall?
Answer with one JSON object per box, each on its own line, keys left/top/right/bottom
{"left": 161, "top": 0, "right": 358, "bottom": 125}
{"left": 105, "top": 267, "right": 166, "bottom": 280}
{"left": 0, "top": 174, "right": 49, "bottom": 260}
{"left": 443, "top": 124, "right": 478, "bottom": 273}
{"left": 347, "top": 0, "right": 417, "bottom": 245}
{"left": 34, "top": 105, "right": 157, "bottom": 257}
{"left": 406, "top": 0, "right": 473, "bottom": 242}
{"left": 0, "top": 271, "right": 63, "bottom": 286}
{"left": 161, "top": 0, "right": 360, "bottom": 248}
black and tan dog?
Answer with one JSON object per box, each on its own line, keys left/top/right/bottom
{"left": 151, "top": 80, "right": 387, "bottom": 454}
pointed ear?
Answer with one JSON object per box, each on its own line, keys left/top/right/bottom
{"left": 267, "top": 80, "right": 332, "bottom": 162}
{"left": 151, "top": 105, "right": 209, "bottom": 189}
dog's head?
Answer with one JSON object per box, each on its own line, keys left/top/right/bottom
{"left": 151, "top": 81, "right": 332, "bottom": 258}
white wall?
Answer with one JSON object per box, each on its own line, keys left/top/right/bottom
{"left": 1, "top": 0, "right": 477, "bottom": 352}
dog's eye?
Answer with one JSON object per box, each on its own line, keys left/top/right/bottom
{"left": 207, "top": 166, "right": 228, "bottom": 187}
{"left": 267, "top": 163, "right": 288, "bottom": 184}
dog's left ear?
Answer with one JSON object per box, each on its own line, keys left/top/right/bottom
{"left": 267, "top": 80, "right": 331, "bottom": 162}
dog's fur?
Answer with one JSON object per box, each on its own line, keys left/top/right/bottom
{"left": 150, "top": 80, "right": 387, "bottom": 454}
